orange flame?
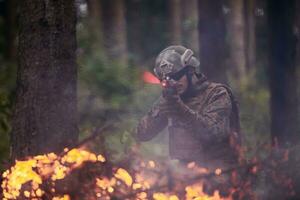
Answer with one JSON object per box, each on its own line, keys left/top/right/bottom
{"left": 142, "top": 71, "right": 160, "bottom": 84}
{"left": 2, "top": 148, "right": 233, "bottom": 200}
{"left": 1, "top": 148, "right": 105, "bottom": 200}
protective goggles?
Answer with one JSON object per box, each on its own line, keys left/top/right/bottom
{"left": 169, "top": 67, "right": 188, "bottom": 81}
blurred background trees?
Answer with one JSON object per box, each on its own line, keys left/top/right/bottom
{"left": 0, "top": 0, "right": 299, "bottom": 171}
{"left": 198, "top": 0, "right": 228, "bottom": 84}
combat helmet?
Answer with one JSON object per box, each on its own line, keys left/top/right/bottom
{"left": 154, "top": 45, "right": 200, "bottom": 80}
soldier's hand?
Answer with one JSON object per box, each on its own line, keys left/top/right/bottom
{"left": 158, "top": 95, "right": 181, "bottom": 116}
{"left": 159, "top": 102, "right": 178, "bottom": 116}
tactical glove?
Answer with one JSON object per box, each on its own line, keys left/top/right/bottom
{"left": 157, "top": 96, "right": 178, "bottom": 116}
{"left": 159, "top": 80, "right": 182, "bottom": 116}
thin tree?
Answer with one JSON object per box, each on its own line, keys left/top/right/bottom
{"left": 198, "top": 0, "right": 228, "bottom": 83}
{"left": 227, "top": 0, "right": 247, "bottom": 81}
{"left": 101, "top": 0, "right": 128, "bottom": 65}
{"left": 296, "top": 0, "right": 300, "bottom": 139}
{"left": 11, "top": 0, "right": 78, "bottom": 159}
{"left": 244, "top": 0, "right": 256, "bottom": 71}
{"left": 86, "top": 0, "right": 104, "bottom": 49}
{"left": 125, "top": 0, "right": 144, "bottom": 65}
{"left": 268, "top": 0, "right": 298, "bottom": 147}
{"left": 168, "top": 0, "right": 182, "bottom": 45}
{"left": 181, "top": 0, "right": 199, "bottom": 55}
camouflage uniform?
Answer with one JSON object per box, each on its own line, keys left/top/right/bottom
{"left": 136, "top": 45, "right": 241, "bottom": 197}
{"left": 136, "top": 73, "right": 240, "bottom": 170}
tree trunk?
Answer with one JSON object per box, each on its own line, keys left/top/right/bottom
{"left": 227, "top": 0, "right": 247, "bottom": 81}
{"left": 268, "top": 0, "right": 298, "bottom": 146}
{"left": 168, "top": 0, "right": 182, "bottom": 45}
{"left": 11, "top": 0, "right": 78, "bottom": 159}
{"left": 101, "top": 0, "right": 128, "bottom": 65}
{"left": 297, "top": 0, "right": 300, "bottom": 143}
{"left": 244, "top": 0, "right": 256, "bottom": 71}
{"left": 181, "top": 0, "right": 199, "bottom": 54}
{"left": 86, "top": 0, "right": 103, "bottom": 48}
{"left": 126, "top": 0, "right": 144, "bottom": 65}
{"left": 198, "top": 0, "right": 228, "bottom": 84}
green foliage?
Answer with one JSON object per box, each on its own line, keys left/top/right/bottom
{"left": 79, "top": 53, "right": 136, "bottom": 108}
{"left": 0, "top": 61, "right": 16, "bottom": 167}
{"left": 77, "top": 17, "right": 167, "bottom": 162}
{"left": 230, "top": 70, "right": 270, "bottom": 158}
{"left": 0, "top": 16, "right": 17, "bottom": 166}
{"left": 0, "top": 92, "right": 10, "bottom": 165}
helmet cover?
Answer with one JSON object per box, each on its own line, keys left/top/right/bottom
{"left": 154, "top": 45, "right": 200, "bottom": 80}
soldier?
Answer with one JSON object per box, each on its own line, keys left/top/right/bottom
{"left": 136, "top": 45, "right": 241, "bottom": 196}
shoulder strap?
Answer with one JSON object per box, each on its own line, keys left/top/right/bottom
{"left": 222, "top": 85, "right": 241, "bottom": 133}
{"left": 210, "top": 84, "right": 241, "bottom": 134}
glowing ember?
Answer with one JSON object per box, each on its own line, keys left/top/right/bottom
{"left": 148, "top": 160, "right": 156, "bottom": 168}
{"left": 52, "top": 195, "right": 70, "bottom": 200}
{"left": 142, "top": 71, "right": 160, "bottom": 84}
{"left": 215, "top": 168, "right": 222, "bottom": 176}
{"left": 137, "top": 191, "right": 147, "bottom": 199}
{"left": 187, "top": 162, "right": 196, "bottom": 169}
{"left": 96, "top": 177, "right": 116, "bottom": 190}
{"left": 153, "top": 193, "right": 179, "bottom": 200}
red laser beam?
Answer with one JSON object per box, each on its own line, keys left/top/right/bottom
{"left": 142, "top": 71, "right": 160, "bottom": 84}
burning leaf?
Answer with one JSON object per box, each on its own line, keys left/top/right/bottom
{"left": 97, "top": 154, "right": 106, "bottom": 162}
{"left": 96, "top": 177, "right": 116, "bottom": 190}
{"left": 52, "top": 195, "right": 70, "bottom": 200}
{"left": 114, "top": 168, "right": 133, "bottom": 186}
{"left": 153, "top": 193, "right": 180, "bottom": 200}
{"left": 185, "top": 184, "right": 226, "bottom": 200}
{"left": 2, "top": 160, "right": 42, "bottom": 199}
{"left": 132, "top": 183, "right": 142, "bottom": 190}
{"left": 137, "top": 191, "right": 148, "bottom": 199}
{"left": 62, "top": 148, "right": 97, "bottom": 166}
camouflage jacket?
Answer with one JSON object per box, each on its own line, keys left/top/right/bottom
{"left": 136, "top": 74, "right": 240, "bottom": 169}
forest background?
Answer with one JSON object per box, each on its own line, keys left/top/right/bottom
{"left": 0, "top": 0, "right": 299, "bottom": 188}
